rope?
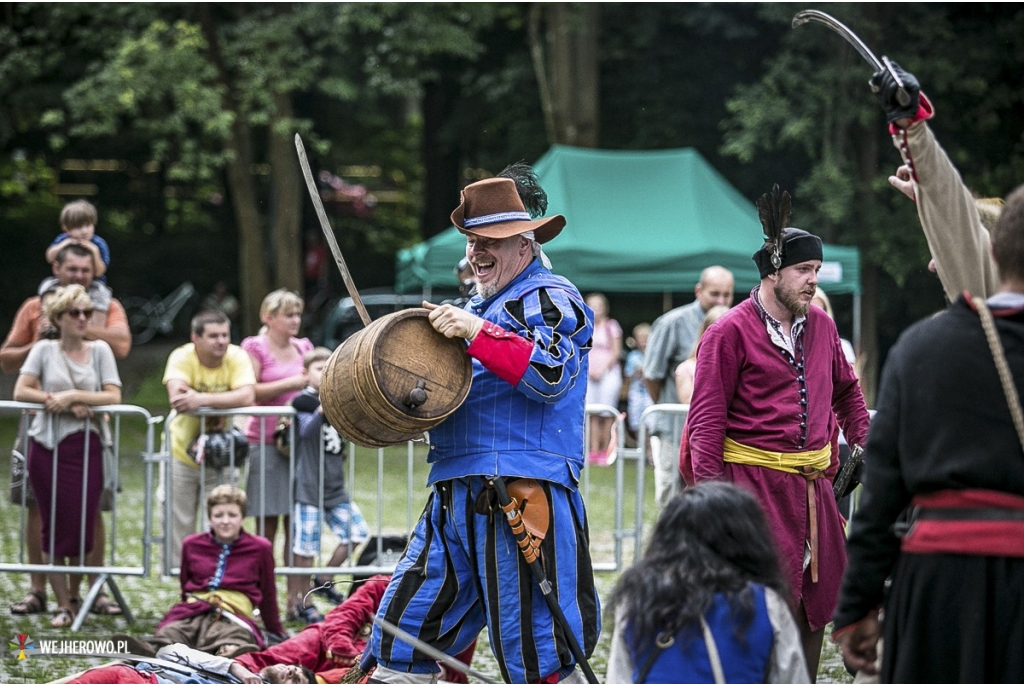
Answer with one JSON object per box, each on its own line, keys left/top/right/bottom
{"left": 973, "top": 296, "right": 1024, "bottom": 450}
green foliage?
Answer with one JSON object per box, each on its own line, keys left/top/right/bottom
{"left": 0, "top": 154, "right": 56, "bottom": 201}
{"left": 60, "top": 19, "right": 227, "bottom": 167}
{"left": 0, "top": 154, "right": 62, "bottom": 330}
{"left": 721, "top": 5, "right": 882, "bottom": 230}
{"left": 720, "top": 3, "right": 1024, "bottom": 289}
{"left": 333, "top": 3, "right": 499, "bottom": 93}
{"left": 0, "top": 4, "right": 154, "bottom": 146}
{"left": 3, "top": 3, "right": 1024, "bottom": 362}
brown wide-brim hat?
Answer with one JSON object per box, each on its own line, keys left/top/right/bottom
{"left": 451, "top": 177, "right": 565, "bottom": 244}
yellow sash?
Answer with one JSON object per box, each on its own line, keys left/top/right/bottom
{"left": 722, "top": 437, "right": 830, "bottom": 474}
{"left": 188, "top": 589, "right": 254, "bottom": 618}
{"left": 722, "top": 437, "right": 832, "bottom": 584}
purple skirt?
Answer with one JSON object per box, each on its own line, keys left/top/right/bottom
{"left": 27, "top": 431, "right": 103, "bottom": 558}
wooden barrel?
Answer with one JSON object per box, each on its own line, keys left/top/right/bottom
{"left": 320, "top": 308, "right": 473, "bottom": 447}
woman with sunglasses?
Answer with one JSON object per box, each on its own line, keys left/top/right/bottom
{"left": 14, "top": 284, "right": 121, "bottom": 628}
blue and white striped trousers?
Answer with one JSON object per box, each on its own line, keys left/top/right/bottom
{"left": 369, "top": 476, "right": 600, "bottom": 683}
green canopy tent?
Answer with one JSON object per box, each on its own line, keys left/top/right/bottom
{"left": 396, "top": 146, "right": 862, "bottom": 338}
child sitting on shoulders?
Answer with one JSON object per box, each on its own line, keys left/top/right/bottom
{"left": 41, "top": 199, "right": 111, "bottom": 328}
{"left": 606, "top": 482, "right": 810, "bottom": 684}
{"left": 287, "top": 347, "right": 369, "bottom": 624}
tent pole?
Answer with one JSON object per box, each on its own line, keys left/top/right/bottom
{"left": 852, "top": 292, "right": 862, "bottom": 356}
{"left": 662, "top": 291, "right": 673, "bottom": 313}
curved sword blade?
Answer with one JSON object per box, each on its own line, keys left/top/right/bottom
{"left": 792, "top": 9, "right": 883, "bottom": 71}
{"left": 792, "top": 9, "right": 911, "bottom": 105}
{"left": 295, "top": 133, "right": 372, "bottom": 328}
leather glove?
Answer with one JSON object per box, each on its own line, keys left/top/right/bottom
{"left": 424, "top": 302, "right": 483, "bottom": 341}
{"left": 869, "top": 60, "right": 920, "bottom": 123}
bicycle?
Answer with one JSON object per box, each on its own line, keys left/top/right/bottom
{"left": 123, "top": 281, "right": 197, "bottom": 345}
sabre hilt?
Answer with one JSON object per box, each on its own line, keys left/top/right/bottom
{"left": 499, "top": 491, "right": 543, "bottom": 564}
{"left": 879, "top": 56, "right": 912, "bottom": 107}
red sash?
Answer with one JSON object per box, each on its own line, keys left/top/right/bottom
{"left": 901, "top": 489, "right": 1024, "bottom": 557}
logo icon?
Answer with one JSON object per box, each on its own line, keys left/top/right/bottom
{"left": 9, "top": 634, "right": 35, "bottom": 660}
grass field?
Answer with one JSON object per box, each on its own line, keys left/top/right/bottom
{"left": 0, "top": 373, "right": 852, "bottom": 683}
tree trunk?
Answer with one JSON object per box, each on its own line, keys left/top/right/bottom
{"left": 859, "top": 263, "right": 879, "bottom": 407}
{"left": 200, "top": 6, "right": 267, "bottom": 335}
{"left": 855, "top": 124, "right": 881, "bottom": 407}
{"left": 531, "top": 3, "right": 600, "bottom": 147}
{"left": 268, "top": 92, "right": 303, "bottom": 295}
{"left": 223, "top": 121, "right": 269, "bottom": 337}
{"left": 528, "top": 4, "right": 557, "bottom": 145}
{"left": 421, "top": 74, "right": 463, "bottom": 239}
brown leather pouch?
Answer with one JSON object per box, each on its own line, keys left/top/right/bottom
{"left": 506, "top": 478, "right": 550, "bottom": 541}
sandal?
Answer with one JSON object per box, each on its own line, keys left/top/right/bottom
{"left": 296, "top": 603, "right": 324, "bottom": 625}
{"left": 90, "top": 592, "right": 123, "bottom": 615}
{"left": 11, "top": 590, "right": 47, "bottom": 615}
{"left": 51, "top": 607, "right": 76, "bottom": 628}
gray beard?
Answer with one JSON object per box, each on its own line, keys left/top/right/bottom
{"left": 478, "top": 281, "right": 498, "bottom": 300}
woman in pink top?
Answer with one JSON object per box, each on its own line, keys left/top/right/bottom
{"left": 241, "top": 289, "right": 313, "bottom": 562}
{"left": 584, "top": 293, "right": 623, "bottom": 465}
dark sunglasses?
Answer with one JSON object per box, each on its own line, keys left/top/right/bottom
{"left": 67, "top": 308, "right": 94, "bottom": 319}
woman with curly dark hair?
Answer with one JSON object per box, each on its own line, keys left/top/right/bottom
{"left": 605, "top": 482, "right": 810, "bottom": 683}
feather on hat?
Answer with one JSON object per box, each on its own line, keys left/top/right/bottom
{"left": 756, "top": 184, "right": 791, "bottom": 270}
{"left": 498, "top": 161, "right": 548, "bottom": 219}
{"left": 752, "top": 184, "right": 822, "bottom": 278}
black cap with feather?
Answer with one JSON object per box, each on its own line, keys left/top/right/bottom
{"left": 497, "top": 161, "right": 548, "bottom": 219}
{"left": 752, "top": 184, "right": 822, "bottom": 278}
{"left": 756, "top": 184, "right": 790, "bottom": 270}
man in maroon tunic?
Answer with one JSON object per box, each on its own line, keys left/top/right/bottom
{"left": 686, "top": 209, "right": 869, "bottom": 680}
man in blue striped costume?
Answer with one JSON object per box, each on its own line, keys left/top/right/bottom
{"left": 366, "top": 175, "right": 599, "bottom": 683}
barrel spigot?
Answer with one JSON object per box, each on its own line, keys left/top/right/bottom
{"left": 405, "top": 380, "right": 428, "bottom": 409}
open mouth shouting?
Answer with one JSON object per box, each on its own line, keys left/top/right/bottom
{"left": 472, "top": 258, "right": 495, "bottom": 283}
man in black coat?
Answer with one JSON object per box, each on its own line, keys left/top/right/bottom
{"left": 832, "top": 183, "right": 1024, "bottom": 682}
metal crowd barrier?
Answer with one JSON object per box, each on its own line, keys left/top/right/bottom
{"left": 1, "top": 394, "right": 867, "bottom": 632}
{"left": 582, "top": 403, "right": 644, "bottom": 572}
{"left": 0, "top": 401, "right": 160, "bottom": 631}
{"left": 631, "top": 403, "right": 688, "bottom": 560}
{"left": 159, "top": 406, "right": 437, "bottom": 579}
{"left": 159, "top": 404, "right": 647, "bottom": 578}
{"left": 156, "top": 405, "right": 440, "bottom": 577}
{"left": 158, "top": 408, "right": 266, "bottom": 576}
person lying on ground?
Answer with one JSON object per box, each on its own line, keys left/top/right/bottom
{"left": 67, "top": 642, "right": 312, "bottom": 684}
{"left": 236, "top": 574, "right": 477, "bottom": 684}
